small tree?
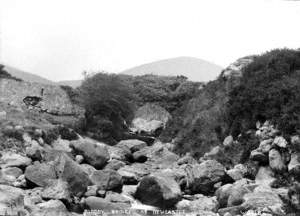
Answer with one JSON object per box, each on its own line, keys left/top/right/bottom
{"left": 79, "top": 72, "right": 134, "bottom": 143}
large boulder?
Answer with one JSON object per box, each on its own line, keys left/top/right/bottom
{"left": 177, "top": 154, "right": 197, "bottom": 165}
{"left": 0, "top": 152, "right": 31, "bottom": 168}
{"left": 176, "top": 195, "right": 219, "bottom": 212}
{"left": 41, "top": 179, "right": 71, "bottom": 201}
{"left": 24, "top": 187, "right": 43, "bottom": 209}
{"left": 0, "top": 167, "right": 23, "bottom": 185}
{"left": 241, "top": 190, "right": 285, "bottom": 215}
{"left": 269, "top": 149, "right": 286, "bottom": 172}
{"left": 0, "top": 185, "right": 25, "bottom": 215}
{"left": 131, "top": 103, "right": 171, "bottom": 135}
{"left": 80, "top": 163, "right": 97, "bottom": 176}
{"left": 145, "top": 142, "right": 179, "bottom": 168}
{"left": 288, "top": 153, "right": 300, "bottom": 179}
{"left": 186, "top": 160, "right": 226, "bottom": 194}
{"left": 25, "top": 162, "right": 57, "bottom": 187}
{"left": 116, "top": 139, "right": 147, "bottom": 153}
{"left": 132, "top": 147, "right": 151, "bottom": 163}
{"left": 226, "top": 164, "right": 247, "bottom": 181}
{"left": 52, "top": 152, "right": 91, "bottom": 197}
{"left": 223, "top": 136, "right": 234, "bottom": 147}
{"left": 258, "top": 139, "right": 273, "bottom": 153}
{"left": 117, "top": 163, "right": 151, "bottom": 184}
{"left": 215, "top": 184, "right": 234, "bottom": 208}
{"left": 132, "top": 118, "right": 164, "bottom": 135}
{"left": 105, "top": 191, "right": 132, "bottom": 205}
{"left": 30, "top": 200, "right": 70, "bottom": 216}
{"left": 273, "top": 136, "right": 288, "bottom": 148}
{"left": 105, "top": 159, "right": 126, "bottom": 171}
{"left": 107, "top": 145, "right": 132, "bottom": 162}
{"left": 255, "top": 166, "right": 276, "bottom": 186}
{"left": 51, "top": 138, "right": 73, "bottom": 153}
{"left": 71, "top": 138, "right": 110, "bottom": 169}
{"left": 215, "top": 179, "right": 256, "bottom": 208}
{"left": 90, "top": 169, "right": 123, "bottom": 192}
{"left": 135, "top": 174, "right": 181, "bottom": 208}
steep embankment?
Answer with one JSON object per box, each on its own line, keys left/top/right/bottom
{"left": 160, "top": 55, "right": 255, "bottom": 158}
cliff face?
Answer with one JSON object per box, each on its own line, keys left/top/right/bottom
{"left": 0, "top": 78, "right": 83, "bottom": 116}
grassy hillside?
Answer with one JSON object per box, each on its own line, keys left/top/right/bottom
{"left": 4, "top": 65, "right": 56, "bottom": 85}
{"left": 161, "top": 48, "right": 300, "bottom": 158}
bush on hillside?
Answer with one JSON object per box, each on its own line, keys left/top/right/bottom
{"left": 0, "top": 65, "right": 22, "bottom": 81}
{"left": 78, "top": 72, "right": 135, "bottom": 143}
{"left": 227, "top": 49, "right": 300, "bottom": 135}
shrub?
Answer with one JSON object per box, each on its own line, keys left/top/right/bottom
{"left": 227, "top": 49, "right": 300, "bottom": 135}
{"left": 0, "top": 65, "right": 22, "bottom": 81}
{"left": 78, "top": 72, "right": 134, "bottom": 143}
{"left": 122, "top": 74, "right": 201, "bottom": 112}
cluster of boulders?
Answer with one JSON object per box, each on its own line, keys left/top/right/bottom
{"left": 1, "top": 120, "right": 300, "bottom": 215}
{"left": 212, "top": 121, "right": 300, "bottom": 215}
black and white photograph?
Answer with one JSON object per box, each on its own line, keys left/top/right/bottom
{"left": 0, "top": 0, "right": 300, "bottom": 215}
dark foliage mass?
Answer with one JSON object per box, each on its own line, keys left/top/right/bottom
{"left": 78, "top": 73, "right": 135, "bottom": 144}
{"left": 76, "top": 73, "right": 201, "bottom": 144}
{"left": 119, "top": 74, "right": 201, "bottom": 112}
{"left": 74, "top": 49, "right": 300, "bottom": 158}
{"left": 0, "top": 64, "right": 22, "bottom": 81}
{"left": 227, "top": 49, "right": 300, "bottom": 135}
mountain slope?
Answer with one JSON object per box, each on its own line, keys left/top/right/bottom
{"left": 121, "top": 57, "right": 223, "bottom": 82}
{"left": 58, "top": 80, "right": 82, "bottom": 88}
{"left": 3, "top": 65, "right": 56, "bottom": 85}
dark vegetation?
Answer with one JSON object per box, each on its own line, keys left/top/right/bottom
{"left": 162, "top": 48, "right": 300, "bottom": 158}
{"left": 77, "top": 73, "right": 135, "bottom": 144}
{"left": 70, "top": 73, "right": 201, "bottom": 144}
{"left": 62, "top": 48, "right": 300, "bottom": 158}
{"left": 42, "top": 125, "right": 79, "bottom": 144}
{"left": 0, "top": 64, "right": 22, "bottom": 81}
{"left": 227, "top": 49, "right": 300, "bottom": 136}
{"left": 160, "top": 76, "right": 232, "bottom": 157}
{"left": 119, "top": 74, "right": 202, "bottom": 112}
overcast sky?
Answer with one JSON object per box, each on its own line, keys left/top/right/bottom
{"left": 1, "top": 0, "right": 300, "bottom": 81}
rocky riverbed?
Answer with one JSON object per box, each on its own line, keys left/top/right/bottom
{"left": 0, "top": 120, "right": 299, "bottom": 216}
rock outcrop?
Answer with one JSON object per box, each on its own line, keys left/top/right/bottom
{"left": 0, "top": 78, "right": 83, "bottom": 116}
{"left": 131, "top": 103, "right": 171, "bottom": 135}
{"left": 135, "top": 174, "right": 182, "bottom": 208}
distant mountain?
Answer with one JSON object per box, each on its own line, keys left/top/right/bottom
{"left": 121, "top": 57, "right": 223, "bottom": 82}
{"left": 3, "top": 65, "right": 56, "bottom": 85}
